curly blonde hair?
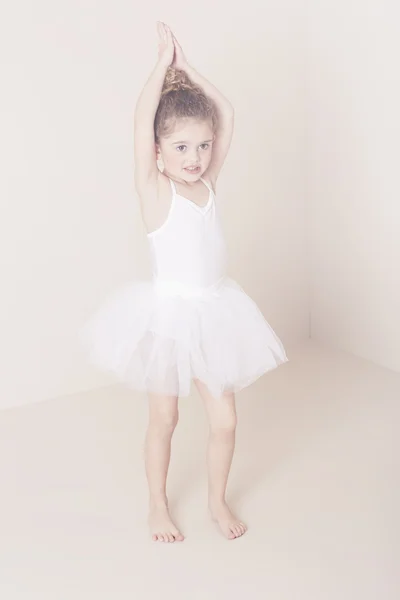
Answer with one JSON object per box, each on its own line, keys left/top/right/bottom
{"left": 154, "top": 68, "right": 218, "bottom": 142}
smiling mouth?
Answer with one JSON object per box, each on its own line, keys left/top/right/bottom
{"left": 184, "top": 166, "right": 201, "bottom": 172}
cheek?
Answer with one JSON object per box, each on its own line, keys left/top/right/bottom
{"left": 168, "top": 156, "right": 181, "bottom": 171}
{"left": 164, "top": 150, "right": 180, "bottom": 166}
{"left": 203, "top": 150, "right": 213, "bottom": 167}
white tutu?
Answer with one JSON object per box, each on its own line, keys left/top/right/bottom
{"left": 80, "top": 276, "right": 288, "bottom": 399}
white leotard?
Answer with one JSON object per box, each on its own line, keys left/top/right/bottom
{"left": 147, "top": 177, "right": 228, "bottom": 297}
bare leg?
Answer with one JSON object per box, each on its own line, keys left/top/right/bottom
{"left": 145, "top": 392, "right": 184, "bottom": 542}
{"left": 193, "top": 379, "right": 247, "bottom": 539}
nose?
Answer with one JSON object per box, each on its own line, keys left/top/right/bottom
{"left": 189, "top": 148, "right": 200, "bottom": 163}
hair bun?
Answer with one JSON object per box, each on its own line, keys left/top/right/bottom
{"left": 161, "top": 68, "right": 197, "bottom": 96}
{"left": 155, "top": 66, "right": 217, "bottom": 142}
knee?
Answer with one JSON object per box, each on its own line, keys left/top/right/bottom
{"left": 150, "top": 408, "right": 179, "bottom": 433}
{"left": 210, "top": 413, "right": 237, "bottom": 436}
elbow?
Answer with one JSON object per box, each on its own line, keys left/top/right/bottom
{"left": 221, "top": 105, "right": 234, "bottom": 124}
{"left": 223, "top": 103, "right": 235, "bottom": 121}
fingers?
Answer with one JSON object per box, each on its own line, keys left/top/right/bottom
{"left": 156, "top": 21, "right": 175, "bottom": 67}
{"left": 157, "top": 21, "right": 171, "bottom": 44}
{"left": 172, "top": 34, "right": 181, "bottom": 49}
{"left": 158, "top": 21, "right": 174, "bottom": 42}
{"left": 165, "top": 29, "right": 174, "bottom": 53}
{"left": 172, "top": 34, "right": 186, "bottom": 65}
{"left": 165, "top": 24, "right": 173, "bottom": 42}
{"left": 162, "top": 22, "right": 172, "bottom": 34}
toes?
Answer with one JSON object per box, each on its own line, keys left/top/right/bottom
{"left": 229, "top": 523, "right": 246, "bottom": 538}
{"left": 152, "top": 530, "right": 185, "bottom": 542}
{"left": 158, "top": 532, "right": 181, "bottom": 542}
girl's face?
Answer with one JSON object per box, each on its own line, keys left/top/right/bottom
{"left": 157, "top": 118, "right": 214, "bottom": 182}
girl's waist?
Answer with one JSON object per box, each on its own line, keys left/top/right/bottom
{"left": 152, "top": 276, "right": 227, "bottom": 299}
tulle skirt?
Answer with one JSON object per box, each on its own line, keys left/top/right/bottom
{"left": 79, "top": 276, "right": 288, "bottom": 399}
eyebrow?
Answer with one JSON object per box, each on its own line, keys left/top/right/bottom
{"left": 171, "top": 139, "right": 214, "bottom": 145}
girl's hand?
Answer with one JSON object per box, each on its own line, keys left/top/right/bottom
{"left": 171, "top": 32, "right": 189, "bottom": 71}
{"left": 157, "top": 21, "right": 174, "bottom": 68}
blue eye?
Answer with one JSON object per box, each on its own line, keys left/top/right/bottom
{"left": 177, "top": 145, "right": 186, "bottom": 152}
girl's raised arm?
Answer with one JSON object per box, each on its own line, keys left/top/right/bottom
{"left": 171, "top": 31, "right": 235, "bottom": 189}
{"left": 133, "top": 23, "right": 173, "bottom": 194}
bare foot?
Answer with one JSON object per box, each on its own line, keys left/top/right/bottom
{"left": 148, "top": 503, "right": 184, "bottom": 542}
{"left": 209, "top": 500, "right": 247, "bottom": 539}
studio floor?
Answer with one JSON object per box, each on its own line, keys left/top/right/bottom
{"left": 0, "top": 339, "right": 398, "bottom": 600}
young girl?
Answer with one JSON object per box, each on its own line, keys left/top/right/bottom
{"left": 81, "top": 22, "right": 288, "bottom": 543}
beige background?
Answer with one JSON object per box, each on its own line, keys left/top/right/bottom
{"left": 307, "top": 1, "right": 400, "bottom": 371}
{"left": 0, "top": 2, "right": 399, "bottom": 598}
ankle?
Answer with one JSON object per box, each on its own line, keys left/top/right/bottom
{"left": 149, "top": 496, "right": 169, "bottom": 510}
{"left": 208, "top": 496, "right": 226, "bottom": 509}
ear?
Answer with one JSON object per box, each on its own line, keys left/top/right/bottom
{"left": 155, "top": 144, "right": 165, "bottom": 172}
